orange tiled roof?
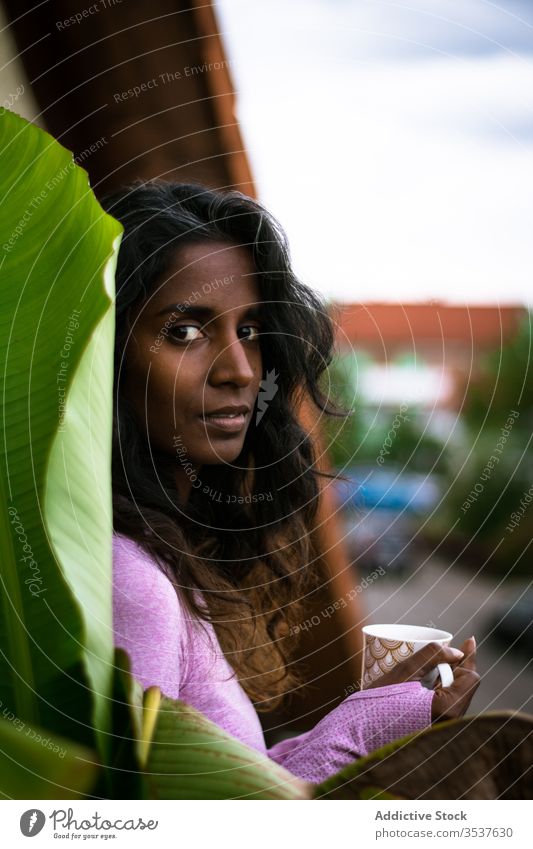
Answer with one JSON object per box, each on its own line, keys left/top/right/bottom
{"left": 332, "top": 302, "right": 526, "bottom": 349}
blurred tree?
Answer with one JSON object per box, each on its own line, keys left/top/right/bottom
{"left": 321, "top": 352, "right": 449, "bottom": 475}
{"left": 428, "top": 310, "right": 532, "bottom": 576}
{"left": 461, "top": 310, "right": 533, "bottom": 433}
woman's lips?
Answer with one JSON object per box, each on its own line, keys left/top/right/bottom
{"left": 199, "top": 412, "right": 248, "bottom": 432}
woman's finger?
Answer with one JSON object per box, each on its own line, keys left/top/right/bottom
{"left": 364, "top": 642, "right": 468, "bottom": 689}
{"left": 449, "top": 667, "right": 481, "bottom": 698}
{"left": 402, "top": 642, "right": 464, "bottom": 679}
{"left": 431, "top": 667, "right": 481, "bottom": 720}
{"left": 457, "top": 635, "right": 477, "bottom": 672}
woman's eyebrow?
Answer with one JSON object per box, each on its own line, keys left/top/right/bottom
{"left": 154, "top": 303, "right": 263, "bottom": 320}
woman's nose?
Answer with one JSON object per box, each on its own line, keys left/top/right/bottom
{"left": 208, "top": 337, "right": 258, "bottom": 386}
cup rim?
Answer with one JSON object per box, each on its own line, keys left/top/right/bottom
{"left": 362, "top": 623, "right": 453, "bottom": 642}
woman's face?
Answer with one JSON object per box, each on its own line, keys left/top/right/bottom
{"left": 120, "top": 240, "right": 263, "bottom": 500}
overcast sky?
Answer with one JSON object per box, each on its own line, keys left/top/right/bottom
{"left": 217, "top": 0, "right": 533, "bottom": 305}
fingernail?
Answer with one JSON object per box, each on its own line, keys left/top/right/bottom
{"left": 470, "top": 635, "right": 476, "bottom": 647}
{"left": 450, "top": 648, "right": 465, "bottom": 658}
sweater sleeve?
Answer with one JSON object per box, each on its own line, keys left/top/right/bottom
{"left": 266, "top": 681, "right": 434, "bottom": 784}
{"left": 112, "top": 534, "right": 185, "bottom": 700}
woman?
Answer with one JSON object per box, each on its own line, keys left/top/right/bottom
{"left": 101, "top": 181, "right": 479, "bottom": 785}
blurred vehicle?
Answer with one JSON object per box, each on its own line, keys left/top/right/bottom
{"left": 486, "top": 591, "right": 533, "bottom": 657}
{"left": 332, "top": 466, "right": 441, "bottom": 574}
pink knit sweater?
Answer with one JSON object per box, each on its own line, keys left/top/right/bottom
{"left": 112, "top": 532, "right": 434, "bottom": 784}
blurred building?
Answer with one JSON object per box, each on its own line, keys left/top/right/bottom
{"left": 334, "top": 301, "right": 526, "bottom": 413}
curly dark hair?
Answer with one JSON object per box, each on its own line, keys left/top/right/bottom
{"left": 100, "top": 180, "right": 351, "bottom": 711}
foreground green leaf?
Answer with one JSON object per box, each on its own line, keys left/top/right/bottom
{"left": 0, "top": 109, "right": 122, "bottom": 759}
{"left": 313, "top": 711, "right": 533, "bottom": 799}
{"left": 144, "top": 696, "right": 312, "bottom": 800}
{"left": 0, "top": 716, "right": 98, "bottom": 800}
{"left": 92, "top": 649, "right": 147, "bottom": 800}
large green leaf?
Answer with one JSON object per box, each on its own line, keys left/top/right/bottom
{"left": 313, "top": 711, "right": 533, "bottom": 799}
{"left": 95, "top": 649, "right": 147, "bottom": 800}
{"left": 0, "top": 109, "right": 122, "bottom": 758}
{"left": 144, "top": 694, "right": 312, "bottom": 800}
{"left": 0, "top": 716, "right": 98, "bottom": 800}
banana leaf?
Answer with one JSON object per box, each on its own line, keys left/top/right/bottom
{"left": 313, "top": 711, "right": 533, "bottom": 799}
{"left": 0, "top": 715, "right": 98, "bottom": 800}
{"left": 144, "top": 693, "right": 312, "bottom": 800}
{"left": 0, "top": 109, "right": 122, "bottom": 759}
{"left": 95, "top": 649, "right": 148, "bottom": 800}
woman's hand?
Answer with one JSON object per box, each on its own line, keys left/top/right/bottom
{"left": 364, "top": 637, "right": 480, "bottom": 722}
{"left": 430, "top": 636, "right": 480, "bottom": 722}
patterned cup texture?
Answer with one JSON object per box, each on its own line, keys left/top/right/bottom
{"left": 362, "top": 635, "right": 416, "bottom": 687}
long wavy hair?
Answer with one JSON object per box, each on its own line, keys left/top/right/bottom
{"left": 101, "top": 180, "right": 351, "bottom": 711}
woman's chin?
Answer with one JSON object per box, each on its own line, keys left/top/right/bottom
{"left": 192, "top": 439, "right": 245, "bottom": 466}
{"left": 204, "top": 448, "right": 244, "bottom": 466}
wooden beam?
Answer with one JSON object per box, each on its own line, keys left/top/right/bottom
{"left": 2, "top": 0, "right": 256, "bottom": 197}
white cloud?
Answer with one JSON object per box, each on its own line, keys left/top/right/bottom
{"left": 217, "top": 0, "right": 533, "bottom": 304}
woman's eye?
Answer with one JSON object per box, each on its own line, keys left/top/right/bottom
{"left": 168, "top": 324, "right": 261, "bottom": 344}
{"left": 168, "top": 324, "right": 203, "bottom": 342}
{"left": 240, "top": 325, "right": 261, "bottom": 341}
